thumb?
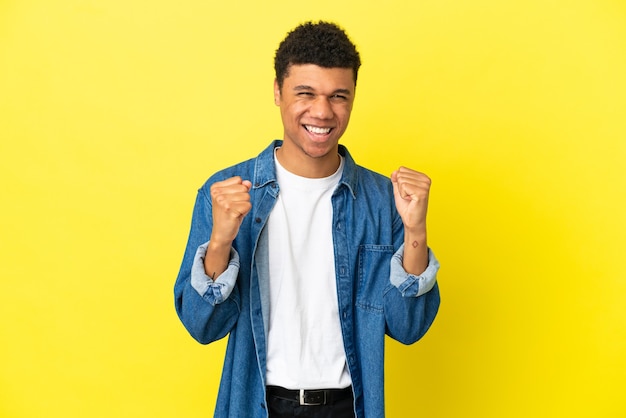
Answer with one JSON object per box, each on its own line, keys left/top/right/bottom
{"left": 390, "top": 170, "right": 405, "bottom": 201}
{"left": 390, "top": 169, "right": 398, "bottom": 184}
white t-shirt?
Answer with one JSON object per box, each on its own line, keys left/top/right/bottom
{"left": 265, "top": 152, "right": 352, "bottom": 389}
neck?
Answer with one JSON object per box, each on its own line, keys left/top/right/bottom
{"left": 276, "top": 145, "right": 340, "bottom": 178}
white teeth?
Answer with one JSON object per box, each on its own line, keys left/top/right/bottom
{"left": 305, "top": 125, "right": 331, "bottom": 134}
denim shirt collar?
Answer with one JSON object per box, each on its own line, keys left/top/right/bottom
{"left": 252, "top": 139, "right": 358, "bottom": 199}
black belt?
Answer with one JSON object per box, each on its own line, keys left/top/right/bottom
{"left": 267, "top": 385, "right": 353, "bottom": 406}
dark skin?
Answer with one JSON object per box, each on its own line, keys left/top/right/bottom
{"left": 204, "top": 64, "right": 430, "bottom": 279}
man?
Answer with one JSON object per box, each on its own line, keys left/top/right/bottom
{"left": 174, "top": 21, "right": 440, "bottom": 418}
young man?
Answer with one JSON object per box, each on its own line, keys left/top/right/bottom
{"left": 174, "top": 21, "right": 440, "bottom": 418}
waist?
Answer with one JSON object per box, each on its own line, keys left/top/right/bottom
{"left": 266, "top": 385, "right": 353, "bottom": 406}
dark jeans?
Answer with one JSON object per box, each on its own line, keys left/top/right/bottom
{"left": 266, "top": 388, "right": 356, "bottom": 418}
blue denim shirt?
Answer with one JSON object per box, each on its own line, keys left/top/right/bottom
{"left": 174, "top": 141, "right": 440, "bottom": 418}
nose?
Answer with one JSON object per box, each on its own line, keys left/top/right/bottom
{"left": 310, "top": 97, "right": 333, "bottom": 119}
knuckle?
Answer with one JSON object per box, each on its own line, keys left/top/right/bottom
{"left": 214, "top": 194, "right": 228, "bottom": 206}
{"left": 210, "top": 185, "right": 222, "bottom": 197}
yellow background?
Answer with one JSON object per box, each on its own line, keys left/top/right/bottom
{"left": 1, "top": 0, "right": 625, "bottom": 417}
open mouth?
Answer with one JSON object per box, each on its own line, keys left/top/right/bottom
{"left": 304, "top": 125, "right": 332, "bottom": 135}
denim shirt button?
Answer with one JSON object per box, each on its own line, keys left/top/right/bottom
{"left": 255, "top": 217, "right": 262, "bottom": 223}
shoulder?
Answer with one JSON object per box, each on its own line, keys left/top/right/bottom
{"left": 343, "top": 163, "right": 396, "bottom": 215}
{"left": 198, "top": 141, "right": 279, "bottom": 192}
{"left": 357, "top": 165, "right": 390, "bottom": 184}
{"left": 195, "top": 158, "right": 257, "bottom": 199}
{"left": 202, "top": 158, "right": 257, "bottom": 188}
{"left": 355, "top": 165, "right": 393, "bottom": 195}
{"left": 340, "top": 145, "right": 392, "bottom": 197}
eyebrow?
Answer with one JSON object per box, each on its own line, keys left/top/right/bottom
{"left": 293, "top": 85, "right": 353, "bottom": 96}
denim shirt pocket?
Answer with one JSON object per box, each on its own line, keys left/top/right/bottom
{"left": 356, "top": 244, "right": 394, "bottom": 313}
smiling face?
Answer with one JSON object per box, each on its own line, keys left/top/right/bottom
{"left": 274, "top": 64, "right": 355, "bottom": 178}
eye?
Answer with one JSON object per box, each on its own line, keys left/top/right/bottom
{"left": 330, "top": 94, "right": 348, "bottom": 101}
{"left": 297, "top": 92, "right": 314, "bottom": 97}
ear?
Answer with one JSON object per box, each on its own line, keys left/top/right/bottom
{"left": 273, "top": 79, "right": 281, "bottom": 106}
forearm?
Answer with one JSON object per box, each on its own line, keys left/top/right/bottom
{"left": 386, "top": 243, "right": 440, "bottom": 344}
{"left": 194, "top": 242, "right": 240, "bottom": 304}
{"left": 177, "top": 281, "right": 240, "bottom": 344}
{"left": 391, "top": 166, "right": 431, "bottom": 275}
{"left": 384, "top": 281, "right": 440, "bottom": 344}
{"left": 204, "top": 239, "right": 233, "bottom": 279}
{"left": 174, "top": 243, "right": 242, "bottom": 344}
{"left": 402, "top": 227, "right": 428, "bottom": 275}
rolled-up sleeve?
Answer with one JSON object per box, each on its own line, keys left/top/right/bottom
{"left": 191, "top": 242, "right": 240, "bottom": 305}
{"left": 389, "top": 245, "right": 439, "bottom": 297}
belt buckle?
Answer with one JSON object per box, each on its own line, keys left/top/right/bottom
{"left": 299, "top": 389, "right": 326, "bottom": 406}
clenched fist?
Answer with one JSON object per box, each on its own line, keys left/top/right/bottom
{"left": 209, "top": 176, "right": 253, "bottom": 246}
{"left": 391, "top": 167, "right": 431, "bottom": 233}
{"left": 391, "top": 166, "right": 431, "bottom": 275}
{"left": 204, "top": 176, "right": 252, "bottom": 278}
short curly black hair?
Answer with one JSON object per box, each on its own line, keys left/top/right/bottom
{"left": 274, "top": 21, "right": 361, "bottom": 89}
